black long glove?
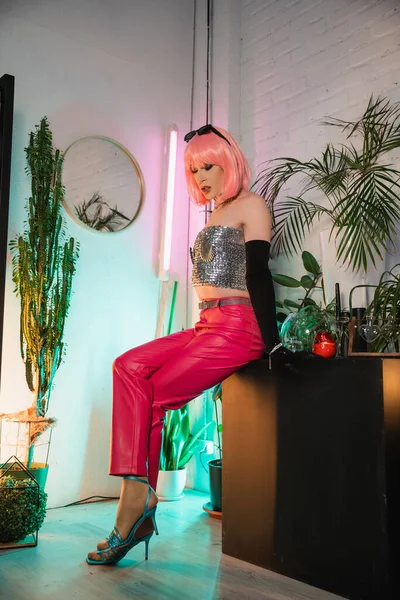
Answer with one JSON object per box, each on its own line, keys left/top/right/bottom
{"left": 245, "top": 240, "right": 298, "bottom": 371}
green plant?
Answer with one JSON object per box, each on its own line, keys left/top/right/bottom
{"left": 272, "top": 250, "right": 324, "bottom": 326}
{"left": 6, "top": 117, "right": 79, "bottom": 466}
{"left": 280, "top": 303, "right": 336, "bottom": 352}
{"left": 159, "top": 405, "right": 212, "bottom": 471}
{"left": 0, "top": 475, "right": 47, "bottom": 543}
{"left": 349, "top": 264, "right": 400, "bottom": 352}
{"left": 254, "top": 96, "right": 400, "bottom": 271}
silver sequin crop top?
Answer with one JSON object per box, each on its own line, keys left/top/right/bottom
{"left": 190, "top": 225, "right": 247, "bottom": 291}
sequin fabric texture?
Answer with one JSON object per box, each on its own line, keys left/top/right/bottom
{"left": 190, "top": 225, "right": 247, "bottom": 290}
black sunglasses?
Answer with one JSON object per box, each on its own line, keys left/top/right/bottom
{"left": 184, "top": 124, "right": 231, "bottom": 146}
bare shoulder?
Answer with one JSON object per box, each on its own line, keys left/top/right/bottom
{"left": 237, "top": 191, "right": 272, "bottom": 241}
{"left": 238, "top": 191, "right": 270, "bottom": 216}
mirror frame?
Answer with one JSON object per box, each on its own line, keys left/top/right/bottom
{"left": 62, "top": 135, "right": 145, "bottom": 233}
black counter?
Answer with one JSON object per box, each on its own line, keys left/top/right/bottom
{"left": 222, "top": 357, "right": 400, "bottom": 600}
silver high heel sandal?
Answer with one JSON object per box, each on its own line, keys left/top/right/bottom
{"left": 86, "top": 476, "right": 158, "bottom": 565}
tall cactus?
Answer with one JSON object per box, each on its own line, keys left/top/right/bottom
{"left": 9, "top": 118, "right": 79, "bottom": 460}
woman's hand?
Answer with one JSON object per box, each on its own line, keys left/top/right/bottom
{"left": 267, "top": 344, "right": 300, "bottom": 374}
{"left": 267, "top": 345, "right": 325, "bottom": 374}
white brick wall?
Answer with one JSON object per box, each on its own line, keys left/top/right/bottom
{"left": 240, "top": 0, "right": 400, "bottom": 304}
{"left": 241, "top": 0, "right": 400, "bottom": 165}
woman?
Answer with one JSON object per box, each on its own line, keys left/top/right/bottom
{"left": 87, "top": 125, "right": 287, "bottom": 565}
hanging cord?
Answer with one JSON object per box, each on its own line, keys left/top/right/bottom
{"left": 204, "top": 0, "right": 213, "bottom": 225}
{"left": 47, "top": 495, "right": 119, "bottom": 510}
{"left": 185, "top": 0, "right": 198, "bottom": 330}
{"left": 189, "top": 0, "right": 197, "bottom": 130}
{"left": 205, "top": 0, "right": 213, "bottom": 124}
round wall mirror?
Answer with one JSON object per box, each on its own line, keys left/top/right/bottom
{"left": 62, "top": 136, "right": 144, "bottom": 233}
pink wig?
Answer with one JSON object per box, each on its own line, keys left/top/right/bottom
{"left": 184, "top": 126, "right": 252, "bottom": 206}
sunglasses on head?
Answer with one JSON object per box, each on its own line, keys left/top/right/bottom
{"left": 184, "top": 124, "right": 231, "bottom": 146}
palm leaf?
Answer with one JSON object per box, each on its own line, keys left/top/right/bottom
{"left": 333, "top": 167, "right": 400, "bottom": 270}
{"left": 272, "top": 197, "right": 328, "bottom": 257}
{"left": 75, "top": 192, "right": 130, "bottom": 232}
{"left": 325, "top": 96, "right": 400, "bottom": 159}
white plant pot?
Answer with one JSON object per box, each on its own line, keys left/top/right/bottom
{"left": 156, "top": 468, "right": 187, "bottom": 501}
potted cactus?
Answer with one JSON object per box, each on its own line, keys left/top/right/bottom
{"left": 0, "top": 117, "right": 79, "bottom": 489}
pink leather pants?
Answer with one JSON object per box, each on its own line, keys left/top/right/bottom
{"left": 109, "top": 299, "right": 264, "bottom": 489}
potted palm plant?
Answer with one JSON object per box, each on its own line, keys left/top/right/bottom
{"left": 157, "top": 405, "right": 212, "bottom": 501}
{"left": 0, "top": 117, "right": 79, "bottom": 489}
{"left": 254, "top": 96, "right": 400, "bottom": 272}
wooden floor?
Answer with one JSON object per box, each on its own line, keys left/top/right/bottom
{"left": 0, "top": 490, "right": 344, "bottom": 600}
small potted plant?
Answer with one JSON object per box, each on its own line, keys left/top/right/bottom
{"left": 157, "top": 405, "right": 212, "bottom": 501}
{"left": 272, "top": 250, "right": 337, "bottom": 355}
{"left": 0, "top": 457, "right": 47, "bottom": 548}
{"left": 272, "top": 250, "right": 325, "bottom": 327}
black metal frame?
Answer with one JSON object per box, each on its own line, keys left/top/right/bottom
{"left": 0, "top": 74, "right": 15, "bottom": 391}
{"left": 0, "top": 455, "right": 40, "bottom": 549}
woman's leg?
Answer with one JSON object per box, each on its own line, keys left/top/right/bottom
{"left": 147, "top": 304, "right": 264, "bottom": 488}
{"left": 88, "top": 328, "right": 196, "bottom": 560}
{"left": 109, "top": 327, "right": 196, "bottom": 476}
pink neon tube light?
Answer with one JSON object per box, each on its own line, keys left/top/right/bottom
{"left": 162, "top": 127, "right": 177, "bottom": 275}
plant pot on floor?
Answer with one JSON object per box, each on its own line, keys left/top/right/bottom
{"left": 156, "top": 468, "right": 186, "bottom": 501}
{"left": 203, "top": 459, "right": 222, "bottom": 519}
{"left": 209, "top": 458, "right": 222, "bottom": 512}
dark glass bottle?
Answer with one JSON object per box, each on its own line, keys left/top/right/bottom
{"left": 351, "top": 307, "right": 367, "bottom": 352}
{"left": 339, "top": 310, "right": 350, "bottom": 358}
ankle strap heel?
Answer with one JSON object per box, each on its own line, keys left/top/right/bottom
{"left": 123, "top": 475, "right": 148, "bottom": 484}
{"left": 123, "top": 475, "right": 158, "bottom": 500}
{"left": 86, "top": 476, "right": 159, "bottom": 565}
